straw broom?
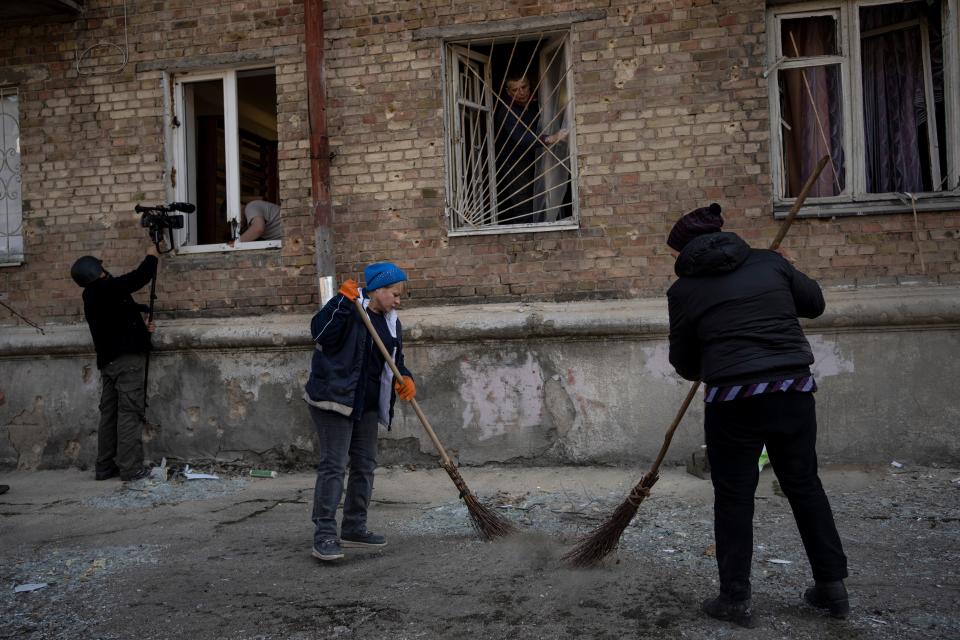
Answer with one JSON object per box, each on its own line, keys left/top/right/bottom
{"left": 564, "top": 156, "right": 830, "bottom": 566}
{"left": 352, "top": 297, "right": 514, "bottom": 540}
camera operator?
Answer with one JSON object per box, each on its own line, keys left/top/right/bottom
{"left": 71, "top": 243, "right": 159, "bottom": 482}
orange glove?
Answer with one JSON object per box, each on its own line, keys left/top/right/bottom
{"left": 338, "top": 279, "right": 360, "bottom": 301}
{"left": 394, "top": 376, "right": 416, "bottom": 401}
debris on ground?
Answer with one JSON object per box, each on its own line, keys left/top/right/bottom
{"left": 81, "top": 477, "right": 247, "bottom": 509}
{"left": 1, "top": 464, "right": 957, "bottom": 639}
{"left": 13, "top": 583, "right": 47, "bottom": 593}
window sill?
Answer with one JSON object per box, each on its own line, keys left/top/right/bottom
{"left": 448, "top": 222, "right": 579, "bottom": 237}
{"left": 0, "top": 257, "right": 24, "bottom": 268}
{"left": 176, "top": 240, "right": 281, "bottom": 255}
{"left": 774, "top": 193, "right": 960, "bottom": 218}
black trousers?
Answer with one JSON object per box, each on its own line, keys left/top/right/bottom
{"left": 704, "top": 392, "right": 847, "bottom": 599}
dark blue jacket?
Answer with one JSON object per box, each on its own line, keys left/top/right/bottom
{"left": 303, "top": 292, "right": 411, "bottom": 428}
{"left": 496, "top": 102, "right": 540, "bottom": 170}
{"left": 667, "top": 232, "right": 825, "bottom": 385}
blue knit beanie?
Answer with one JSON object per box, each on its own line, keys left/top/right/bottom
{"left": 364, "top": 262, "right": 408, "bottom": 292}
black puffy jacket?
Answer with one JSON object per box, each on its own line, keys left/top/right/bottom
{"left": 667, "top": 232, "right": 824, "bottom": 385}
{"left": 82, "top": 255, "right": 157, "bottom": 370}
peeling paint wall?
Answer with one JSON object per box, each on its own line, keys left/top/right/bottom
{"left": 1, "top": 291, "right": 958, "bottom": 470}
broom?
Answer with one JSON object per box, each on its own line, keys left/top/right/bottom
{"left": 351, "top": 296, "right": 515, "bottom": 540}
{"left": 563, "top": 155, "right": 830, "bottom": 566}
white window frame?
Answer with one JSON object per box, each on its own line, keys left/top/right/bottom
{"left": 169, "top": 66, "right": 280, "bottom": 253}
{"left": 441, "top": 30, "right": 580, "bottom": 236}
{"left": 767, "top": 0, "right": 960, "bottom": 217}
{"left": 0, "top": 86, "right": 23, "bottom": 267}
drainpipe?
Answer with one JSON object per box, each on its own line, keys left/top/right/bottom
{"left": 305, "top": 0, "right": 336, "bottom": 304}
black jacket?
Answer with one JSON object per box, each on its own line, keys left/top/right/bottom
{"left": 82, "top": 256, "right": 158, "bottom": 370}
{"left": 667, "top": 232, "right": 824, "bottom": 385}
{"left": 495, "top": 101, "right": 540, "bottom": 170}
{"left": 303, "top": 292, "right": 412, "bottom": 428}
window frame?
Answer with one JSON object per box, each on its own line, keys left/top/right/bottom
{"left": 440, "top": 29, "right": 581, "bottom": 236}
{"left": 169, "top": 66, "right": 281, "bottom": 253}
{"left": 767, "top": 0, "right": 960, "bottom": 218}
{"left": 0, "top": 85, "right": 23, "bottom": 267}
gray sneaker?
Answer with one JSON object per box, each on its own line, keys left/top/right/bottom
{"left": 311, "top": 538, "right": 344, "bottom": 561}
{"left": 341, "top": 530, "right": 387, "bottom": 548}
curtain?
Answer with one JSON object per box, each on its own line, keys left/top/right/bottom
{"left": 535, "top": 42, "right": 571, "bottom": 222}
{"left": 860, "top": 3, "right": 943, "bottom": 193}
{"left": 780, "top": 18, "right": 846, "bottom": 197}
{"left": 860, "top": 5, "right": 927, "bottom": 193}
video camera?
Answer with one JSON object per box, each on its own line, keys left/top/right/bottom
{"left": 135, "top": 202, "right": 195, "bottom": 252}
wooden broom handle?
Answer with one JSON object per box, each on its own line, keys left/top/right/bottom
{"left": 770, "top": 155, "right": 829, "bottom": 251}
{"left": 352, "top": 297, "right": 454, "bottom": 467}
{"left": 645, "top": 155, "right": 830, "bottom": 481}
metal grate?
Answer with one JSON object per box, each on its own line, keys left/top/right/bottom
{"left": 445, "top": 32, "right": 577, "bottom": 233}
{"left": 0, "top": 86, "right": 23, "bottom": 264}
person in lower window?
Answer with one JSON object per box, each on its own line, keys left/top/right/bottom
{"left": 303, "top": 262, "right": 416, "bottom": 562}
{"left": 230, "top": 200, "right": 282, "bottom": 244}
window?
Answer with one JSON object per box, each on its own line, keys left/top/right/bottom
{"left": 171, "top": 67, "right": 280, "bottom": 251}
{"left": 768, "top": 0, "right": 960, "bottom": 214}
{"left": 0, "top": 86, "right": 22, "bottom": 265}
{"left": 443, "top": 32, "right": 578, "bottom": 234}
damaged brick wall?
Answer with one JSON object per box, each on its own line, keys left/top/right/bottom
{"left": 0, "top": 0, "right": 315, "bottom": 323}
{"left": 0, "top": 0, "right": 958, "bottom": 327}
{"left": 320, "top": 0, "right": 960, "bottom": 302}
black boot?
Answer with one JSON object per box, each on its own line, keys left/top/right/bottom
{"left": 702, "top": 593, "right": 756, "bottom": 628}
{"left": 804, "top": 580, "right": 849, "bottom": 619}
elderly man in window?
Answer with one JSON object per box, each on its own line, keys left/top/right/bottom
{"left": 494, "top": 73, "right": 568, "bottom": 225}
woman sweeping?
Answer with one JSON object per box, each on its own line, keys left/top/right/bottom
{"left": 303, "top": 262, "right": 416, "bottom": 562}
{"left": 666, "top": 204, "right": 848, "bottom": 627}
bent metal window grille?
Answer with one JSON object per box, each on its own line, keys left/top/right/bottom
{"left": 0, "top": 86, "right": 22, "bottom": 265}
{"left": 443, "top": 32, "right": 579, "bottom": 234}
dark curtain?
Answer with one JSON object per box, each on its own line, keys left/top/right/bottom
{"left": 861, "top": 3, "right": 944, "bottom": 193}
{"left": 780, "top": 18, "right": 845, "bottom": 197}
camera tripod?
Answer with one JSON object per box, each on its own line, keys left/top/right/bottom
{"left": 134, "top": 202, "right": 195, "bottom": 415}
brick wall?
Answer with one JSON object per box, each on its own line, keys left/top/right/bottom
{"left": 323, "top": 0, "right": 960, "bottom": 303}
{"left": 0, "top": 0, "right": 958, "bottom": 326}
{"left": 0, "top": 0, "right": 314, "bottom": 323}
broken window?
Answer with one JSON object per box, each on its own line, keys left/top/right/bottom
{"left": 0, "top": 86, "right": 23, "bottom": 265}
{"left": 769, "top": 1, "right": 959, "bottom": 209}
{"left": 778, "top": 13, "right": 846, "bottom": 197}
{"left": 444, "top": 32, "right": 578, "bottom": 234}
{"left": 171, "top": 67, "right": 279, "bottom": 250}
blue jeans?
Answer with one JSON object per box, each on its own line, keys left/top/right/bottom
{"left": 705, "top": 392, "right": 847, "bottom": 599}
{"left": 309, "top": 405, "right": 379, "bottom": 544}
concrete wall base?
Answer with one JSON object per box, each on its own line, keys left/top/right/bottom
{"left": 1, "top": 286, "right": 958, "bottom": 470}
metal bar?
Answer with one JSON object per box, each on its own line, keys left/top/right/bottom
{"left": 305, "top": 0, "right": 336, "bottom": 304}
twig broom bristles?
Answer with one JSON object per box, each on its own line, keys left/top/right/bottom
{"left": 564, "top": 156, "right": 830, "bottom": 566}
{"left": 352, "top": 297, "right": 514, "bottom": 540}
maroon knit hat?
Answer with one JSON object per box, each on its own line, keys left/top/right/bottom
{"left": 667, "top": 203, "right": 723, "bottom": 251}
